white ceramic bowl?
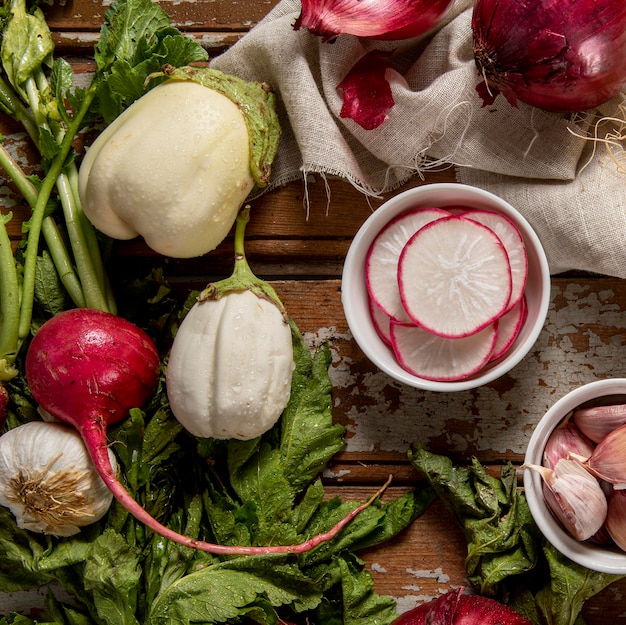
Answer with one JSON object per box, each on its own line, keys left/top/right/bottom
{"left": 524, "top": 378, "right": 626, "bottom": 574}
{"left": 341, "top": 182, "right": 551, "bottom": 392}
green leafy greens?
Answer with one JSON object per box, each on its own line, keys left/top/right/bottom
{"left": 409, "top": 446, "right": 624, "bottom": 625}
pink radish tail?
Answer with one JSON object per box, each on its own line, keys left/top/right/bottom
{"left": 85, "top": 420, "right": 392, "bottom": 555}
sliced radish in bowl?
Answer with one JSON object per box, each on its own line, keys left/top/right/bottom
{"left": 369, "top": 297, "right": 393, "bottom": 346}
{"left": 398, "top": 215, "right": 512, "bottom": 338}
{"left": 462, "top": 209, "right": 528, "bottom": 312}
{"left": 341, "top": 182, "right": 550, "bottom": 391}
{"left": 366, "top": 207, "right": 449, "bottom": 321}
{"left": 390, "top": 319, "right": 498, "bottom": 382}
{"left": 490, "top": 295, "right": 528, "bottom": 362}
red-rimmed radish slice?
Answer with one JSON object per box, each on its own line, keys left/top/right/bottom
{"left": 398, "top": 215, "right": 512, "bottom": 338}
{"left": 461, "top": 209, "right": 528, "bottom": 312}
{"left": 366, "top": 207, "right": 450, "bottom": 321}
{"left": 390, "top": 320, "right": 498, "bottom": 382}
{"left": 369, "top": 297, "right": 392, "bottom": 346}
{"left": 489, "top": 295, "right": 527, "bottom": 361}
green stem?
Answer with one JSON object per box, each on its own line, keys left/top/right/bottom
{"left": 56, "top": 170, "right": 108, "bottom": 311}
{"left": 0, "top": 142, "right": 86, "bottom": 307}
{"left": 0, "top": 212, "right": 20, "bottom": 380}
{"left": 0, "top": 75, "right": 38, "bottom": 146}
{"left": 18, "top": 83, "right": 97, "bottom": 341}
{"left": 42, "top": 217, "right": 86, "bottom": 308}
{"left": 197, "top": 205, "right": 285, "bottom": 313}
{"left": 0, "top": 142, "right": 38, "bottom": 204}
{"left": 24, "top": 76, "right": 46, "bottom": 131}
{"left": 66, "top": 162, "right": 116, "bottom": 312}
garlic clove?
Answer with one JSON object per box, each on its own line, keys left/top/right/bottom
{"left": 543, "top": 421, "right": 595, "bottom": 469}
{"left": 526, "top": 459, "right": 608, "bottom": 541}
{"left": 573, "top": 403, "right": 626, "bottom": 443}
{"left": 605, "top": 489, "right": 626, "bottom": 552}
{"left": 584, "top": 423, "right": 626, "bottom": 485}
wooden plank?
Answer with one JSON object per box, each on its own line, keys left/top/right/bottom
{"left": 266, "top": 276, "right": 626, "bottom": 469}
{"left": 44, "top": 0, "right": 281, "bottom": 53}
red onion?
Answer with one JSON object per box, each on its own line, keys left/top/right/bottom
{"left": 472, "top": 0, "right": 626, "bottom": 112}
{"left": 294, "top": 0, "right": 454, "bottom": 42}
{"left": 392, "top": 587, "right": 532, "bottom": 624}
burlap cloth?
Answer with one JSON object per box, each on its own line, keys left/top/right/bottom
{"left": 211, "top": 0, "right": 626, "bottom": 277}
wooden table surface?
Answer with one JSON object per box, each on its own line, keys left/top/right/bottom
{"left": 2, "top": 0, "right": 626, "bottom": 620}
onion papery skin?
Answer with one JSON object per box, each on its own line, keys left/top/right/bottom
{"left": 294, "top": 0, "right": 454, "bottom": 42}
{"left": 472, "top": 0, "right": 626, "bottom": 112}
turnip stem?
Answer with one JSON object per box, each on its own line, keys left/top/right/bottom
{"left": 0, "top": 75, "right": 38, "bottom": 145}
{"left": 87, "top": 417, "right": 391, "bottom": 555}
{"left": 199, "top": 206, "right": 285, "bottom": 315}
{"left": 66, "top": 163, "right": 116, "bottom": 313}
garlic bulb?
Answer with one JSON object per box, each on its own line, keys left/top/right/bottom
{"left": 0, "top": 421, "right": 116, "bottom": 536}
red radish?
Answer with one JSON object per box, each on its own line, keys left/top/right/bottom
{"left": 366, "top": 207, "right": 449, "bottom": 321}
{"left": 25, "top": 308, "right": 387, "bottom": 554}
{"left": 398, "top": 215, "right": 512, "bottom": 338}
{"left": 392, "top": 587, "right": 532, "bottom": 624}
{"left": 461, "top": 210, "right": 528, "bottom": 312}
{"left": 390, "top": 319, "right": 497, "bottom": 381}
{"left": 489, "top": 295, "right": 527, "bottom": 361}
{"left": 369, "top": 297, "right": 393, "bottom": 346}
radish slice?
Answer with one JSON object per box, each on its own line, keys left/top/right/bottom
{"left": 398, "top": 215, "right": 512, "bottom": 338}
{"left": 369, "top": 297, "right": 393, "bottom": 346}
{"left": 490, "top": 295, "right": 527, "bottom": 361}
{"left": 462, "top": 209, "right": 528, "bottom": 311}
{"left": 366, "top": 207, "right": 450, "bottom": 321}
{"left": 390, "top": 320, "right": 498, "bottom": 381}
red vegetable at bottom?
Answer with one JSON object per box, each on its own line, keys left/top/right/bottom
{"left": 393, "top": 588, "right": 532, "bottom": 624}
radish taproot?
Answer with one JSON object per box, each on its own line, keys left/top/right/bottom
{"left": 365, "top": 205, "right": 529, "bottom": 381}
{"left": 25, "top": 307, "right": 388, "bottom": 553}
{"left": 392, "top": 587, "right": 532, "bottom": 624}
